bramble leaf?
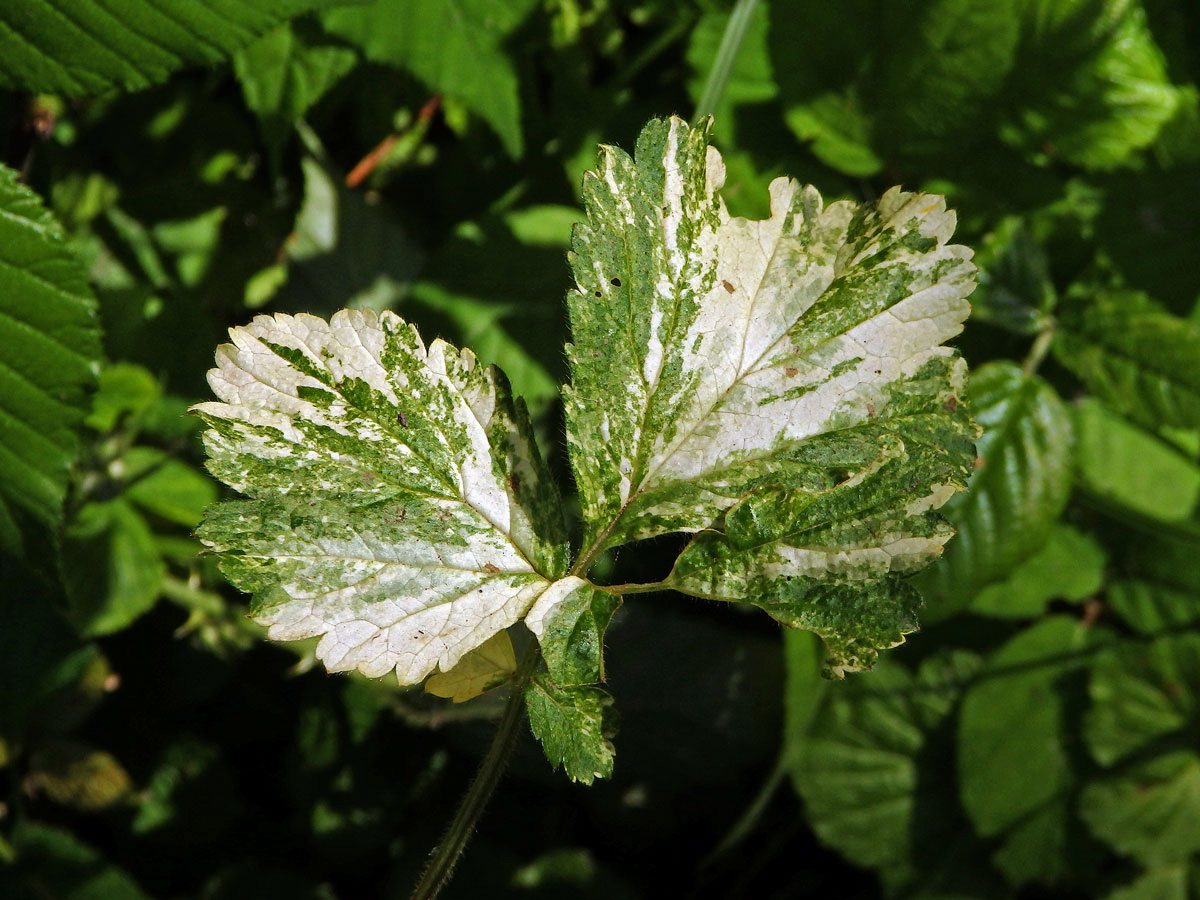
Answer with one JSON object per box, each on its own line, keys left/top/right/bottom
{"left": 565, "top": 117, "right": 976, "bottom": 673}
{"left": 0, "top": 163, "right": 101, "bottom": 555}
{"left": 0, "top": 0, "right": 339, "bottom": 95}
{"left": 194, "top": 309, "right": 570, "bottom": 686}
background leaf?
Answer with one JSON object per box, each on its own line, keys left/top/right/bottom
{"left": 322, "top": 0, "right": 537, "bottom": 156}
{"left": 0, "top": 0, "right": 341, "bottom": 95}
{"left": 919, "top": 360, "right": 1074, "bottom": 616}
{"left": 0, "top": 164, "right": 100, "bottom": 555}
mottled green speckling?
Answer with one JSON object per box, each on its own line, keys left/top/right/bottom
{"left": 525, "top": 677, "right": 616, "bottom": 784}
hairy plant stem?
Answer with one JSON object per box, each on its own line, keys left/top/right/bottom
{"left": 603, "top": 581, "right": 666, "bottom": 595}
{"left": 692, "top": 0, "right": 761, "bottom": 121}
{"left": 408, "top": 642, "right": 542, "bottom": 900}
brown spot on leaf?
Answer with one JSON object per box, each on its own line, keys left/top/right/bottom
{"left": 784, "top": 367, "right": 799, "bottom": 378}
{"left": 944, "top": 395, "right": 958, "bottom": 412}
{"left": 482, "top": 562, "right": 501, "bottom": 575}
{"left": 866, "top": 403, "right": 876, "bottom": 418}
{"left": 722, "top": 280, "right": 735, "bottom": 294}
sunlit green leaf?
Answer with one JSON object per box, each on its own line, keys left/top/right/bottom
{"left": 233, "top": 22, "right": 357, "bottom": 156}
{"left": 1080, "top": 751, "right": 1200, "bottom": 866}
{"left": 787, "top": 650, "right": 992, "bottom": 893}
{"left": 0, "top": 0, "right": 340, "bottom": 95}
{"left": 958, "top": 617, "right": 1091, "bottom": 836}
{"left": 1056, "top": 290, "right": 1200, "bottom": 430}
{"left": 62, "top": 499, "right": 165, "bottom": 637}
{"left": 322, "top": 0, "right": 537, "bottom": 156}
{"left": 968, "top": 523, "right": 1105, "bottom": 618}
{"left": 1074, "top": 399, "right": 1200, "bottom": 522}
{"left": 1085, "top": 634, "right": 1200, "bottom": 767}
{"left": 0, "top": 164, "right": 101, "bottom": 554}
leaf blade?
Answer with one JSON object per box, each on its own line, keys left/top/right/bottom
{"left": 195, "top": 309, "right": 569, "bottom": 685}
{"left": 565, "top": 116, "right": 977, "bottom": 558}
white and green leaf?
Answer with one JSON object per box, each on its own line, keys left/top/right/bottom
{"left": 525, "top": 575, "right": 620, "bottom": 686}
{"left": 194, "top": 309, "right": 569, "bottom": 686}
{"left": 566, "top": 117, "right": 976, "bottom": 557}
{"left": 565, "top": 117, "right": 976, "bottom": 672}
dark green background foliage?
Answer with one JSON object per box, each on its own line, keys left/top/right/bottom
{"left": 3, "top": 0, "right": 1200, "bottom": 897}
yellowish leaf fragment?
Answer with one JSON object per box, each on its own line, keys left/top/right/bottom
{"left": 424, "top": 630, "right": 518, "bottom": 703}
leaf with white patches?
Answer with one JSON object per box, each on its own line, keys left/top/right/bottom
{"left": 565, "top": 116, "right": 976, "bottom": 556}
{"left": 565, "top": 117, "right": 976, "bottom": 673}
{"left": 194, "top": 309, "right": 569, "bottom": 686}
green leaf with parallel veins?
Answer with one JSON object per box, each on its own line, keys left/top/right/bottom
{"left": 1080, "top": 751, "right": 1200, "bottom": 867}
{"left": 787, "top": 649, "right": 993, "bottom": 893}
{"left": 0, "top": 164, "right": 101, "bottom": 555}
{"left": 566, "top": 118, "right": 976, "bottom": 671}
{"left": 919, "top": 361, "right": 1074, "bottom": 617}
{"left": 0, "top": 0, "right": 339, "bottom": 95}
{"left": 1074, "top": 399, "right": 1200, "bottom": 523}
{"left": 958, "top": 617, "right": 1091, "bottom": 837}
{"left": 968, "top": 523, "right": 1105, "bottom": 619}
{"left": 1085, "top": 634, "right": 1200, "bottom": 767}
{"left": 62, "top": 499, "right": 165, "bottom": 637}
{"left": 525, "top": 676, "right": 616, "bottom": 785}
{"left": 194, "top": 309, "right": 570, "bottom": 686}
{"left": 232, "top": 22, "right": 357, "bottom": 158}
{"left": 1056, "top": 290, "right": 1200, "bottom": 431}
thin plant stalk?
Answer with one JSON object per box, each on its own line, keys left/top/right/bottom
{"left": 408, "top": 642, "right": 542, "bottom": 900}
{"left": 692, "top": 0, "right": 762, "bottom": 122}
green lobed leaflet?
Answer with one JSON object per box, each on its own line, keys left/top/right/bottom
{"left": 195, "top": 115, "right": 977, "bottom": 713}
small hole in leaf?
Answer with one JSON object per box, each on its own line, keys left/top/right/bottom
{"left": 594, "top": 290, "right": 603, "bottom": 298}
{"left": 610, "top": 277, "right": 622, "bottom": 287}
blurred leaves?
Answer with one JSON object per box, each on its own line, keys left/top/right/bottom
{"left": 919, "top": 361, "right": 1075, "bottom": 616}
{"left": 322, "top": 0, "right": 538, "bottom": 156}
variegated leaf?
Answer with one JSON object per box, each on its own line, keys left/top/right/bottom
{"left": 525, "top": 575, "right": 620, "bottom": 685}
{"left": 194, "top": 310, "right": 569, "bottom": 685}
{"left": 565, "top": 116, "right": 977, "bottom": 557}
{"left": 566, "top": 117, "right": 976, "bottom": 673}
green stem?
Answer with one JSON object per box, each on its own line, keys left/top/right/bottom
{"left": 408, "top": 642, "right": 541, "bottom": 900}
{"left": 1022, "top": 320, "right": 1056, "bottom": 377}
{"left": 702, "top": 751, "right": 788, "bottom": 866}
{"left": 692, "top": 0, "right": 761, "bottom": 121}
{"left": 603, "top": 581, "right": 666, "bottom": 596}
